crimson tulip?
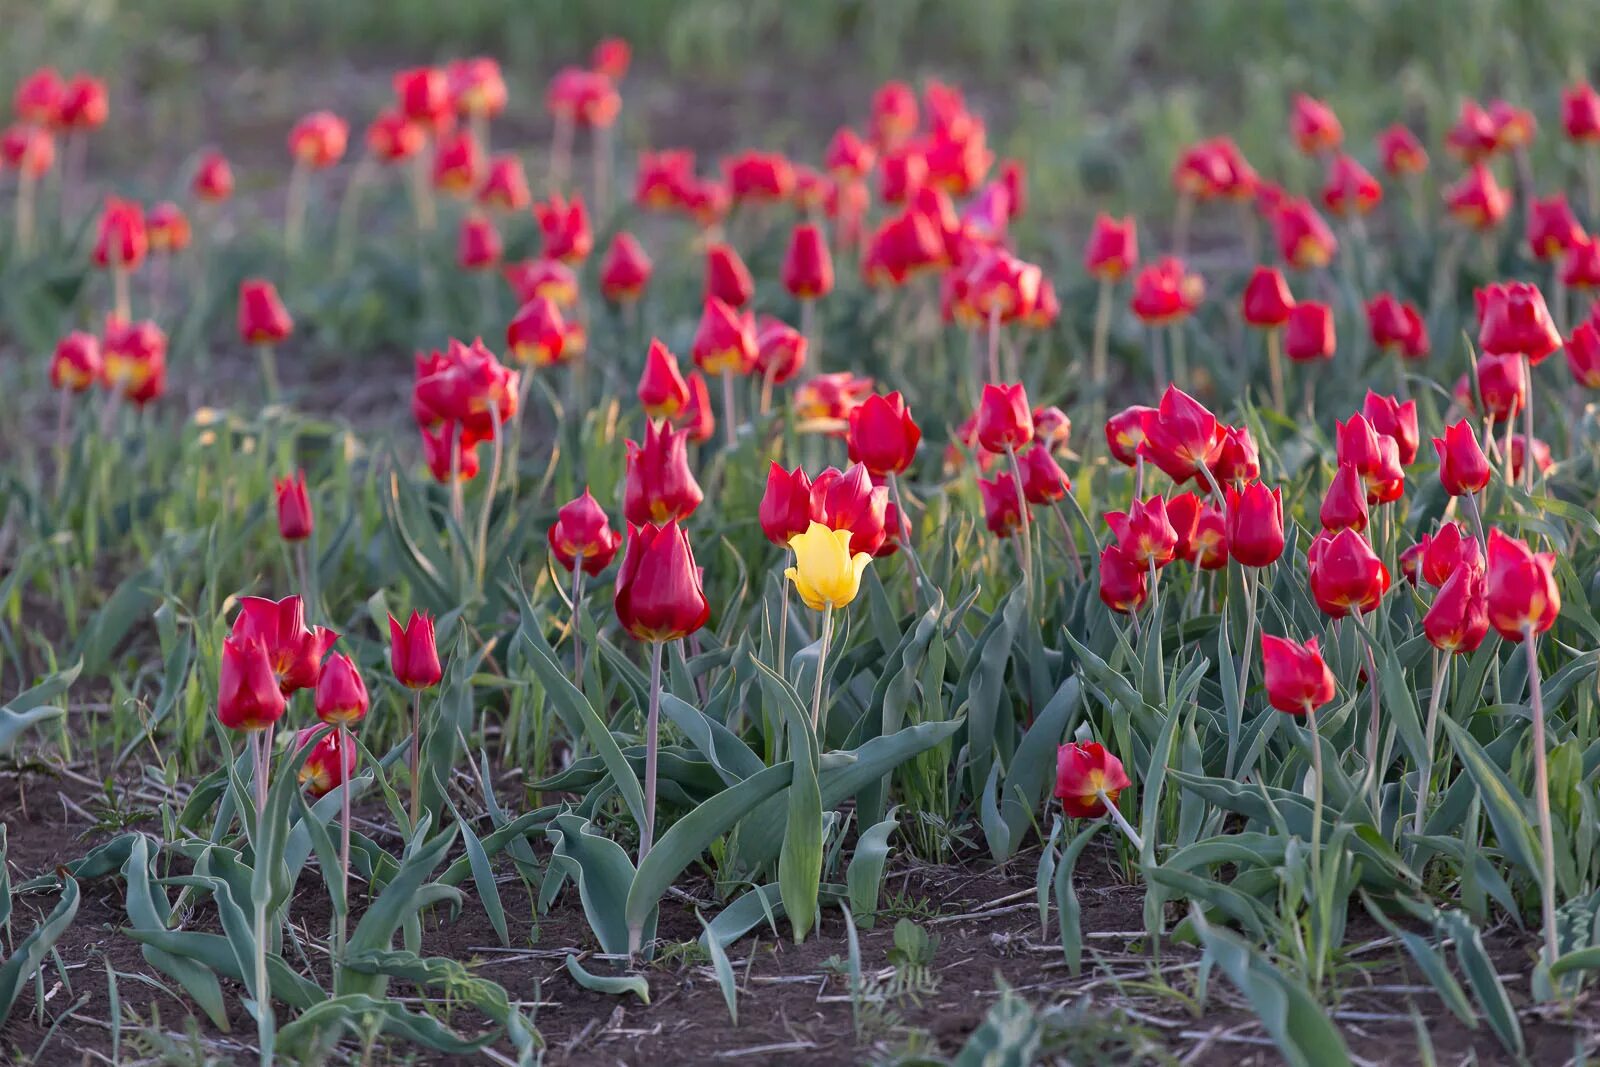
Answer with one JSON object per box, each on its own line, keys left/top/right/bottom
{"left": 231, "top": 595, "right": 337, "bottom": 694}
{"left": 1433, "top": 421, "right": 1492, "bottom": 496}
{"left": 93, "top": 197, "right": 147, "bottom": 271}
{"left": 314, "top": 653, "right": 369, "bottom": 727}
{"left": 1319, "top": 463, "right": 1370, "bottom": 533}
{"left": 760, "top": 464, "right": 814, "bottom": 546}
{"left": 1241, "top": 266, "right": 1294, "bottom": 328}
{"left": 102, "top": 318, "right": 166, "bottom": 405}
{"left": 691, "top": 298, "right": 757, "bottom": 377}
{"left": 1477, "top": 281, "right": 1561, "bottom": 364}
{"left": 1284, "top": 301, "right": 1335, "bottom": 362}
{"left": 1137, "top": 386, "right": 1219, "bottom": 483}
{"left": 274, "top": 470, "right": 313, "bottom": 542}
{"left": 975, "top": 382, "right": 1033, "bottom": 454}
{"left": 238, "top": 279, "right": 292, "bottom": 345}
{"left": 1425, "top": 569, "right": 1490, "bottom": 654}
{"left": 449, "top": 58, "right": 507, "bottom": 119}
{"left": 638, "top": 339, "right": 690, "bottom": 418}
{"left": 288, "top": 111, "right": 348, "bottom": 169}
{"left": 1421, "top": 522, "right": 1483, "bottom": 587}
{"left": 1444, "top": 163, "right": 1510, "bottom": 229}
{"left": 1097, "top": 545, "right": 1148, "bottom": 614}
{"left": 478, "top": 156, "right": 530, "bottom": 212}
{"left": 1083, "top": 214, "right": 1138, "bottom": 281}
{"left": 810, "top": 463, "right": 889, "bottom": 555}
{"left": 217, "top": 636, "right": 288, "bottom": 732}
{"left": 1321, "top": 154, "right": 1381, "bottom": 216}
{"left": 704, "top": 242, "right": 753, "bottom": 308}
{"left": 1105, "top": 406, "right": 1152, "bottom": 467}
{"left": 675, "top": 373, "right": 716, "bottom": 445}
{"left": 1308, "top": 528, "right": 1390, "bottom": 618}
{"left": 722, "top": 150, "right": 795, "bottom": 203}
{"left": 549, "top": 489, "right": 622, "bottom": 575}
{"left": 1019, "top": 445, "right": 1069, "bottom": 505}
{"left": 1485, "top": 529, "right": 1560, "bottom": 640}
{"left": 977, "top": 473, "right": 1024, "bottom": 538}
{"left": 1272, "top": 198, "right": 1337, "bottom": 268}
{"left": 1564, "top": 82, "right": 1600, "bottom": 143}
{"left": 755, "top": 317, "right": 808, "bottom": 386}
{"left": 420, "top": 422, "right": 480, "bottom": 483}
{"left": 1260, "top": 634, "right": 1336, "bottom": 714}
{"left": 294, "top": 727, "right": 357, "bottom": 799}
{"left": 614, "top": 522, "right": 711, "bottom": 642}
{"left": 825, "top": 126, "right": 875, "bottom": 180}
{"left": 782, "top": 223, "right": 834, "bottom": 299}
{"left": 1105, "top": 495, "right": 1178, "bottom": 568}
{"left": 600, "top": 232, "right": 652, "bottom": 304}
{"left": 623, "top": 419, "right": 703, "bottom": 526}
{"left": 389, "top": 610, "right": 443, "bottom": 689}
{"left": 506, "top": 297, "right": 566, "bottom": 368}
{"left": 1376, "top": 124, "right": 1428, "bottom": 176}
{"left": 366, "top": 110, "right": 423, "bottom": 163}
{"left": 847, "top": 392, "right": 921, "bottom": 476}
{"left": 1225, "top": 481, "right": 1284, "bottom": 567}
{"left": 1527, "top": 194, "right": 1584, "bottom": 261}
{"left": 49, "top": 332, "right": 100, "bottom": 392}
{"left": 1290, "top": 93, "right": 1343, "bottom": 155}
{"left": 1054, "top": 742, "right": 1132, "bottom": 819}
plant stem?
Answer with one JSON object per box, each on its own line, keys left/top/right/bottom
{"left": 1004, "top": 444, "right": 1035, "bottom": 616}
{"left": 1523, "top": 625, "right": 1560, "bottom": 971}
{"left": 408, "top": 689, "right": 423, "bottom": 832}
{"left": 570, "top": 560, "right": 586, "bottom": 692}
{"left": 887, "top": 472, "right": 926, "bottom": 596}
{"left": 1100, "top": 792, "right": 1144, "bottom": 851}
{"left": 336, "top": 723, "right": 352, "bottom": 990}
{"left": 640, "top": 641, "right": 665, "bottom": 864}
{"left": 284, "top": 160, "right": 309, "bottom": 256}
{"left": 1306, "top": 701, "right": 1326, "bottom": 991}
{"left": 810, "top": 605, "right": 835, "bottom": 732}
{"left": 986, "top": 305, "right": 1001, "bottom": 384}
{"left": 1090, "top": 277, "right": 1113, "bottom": 440}
{"left": 473, "top": 404, "right": 505, "bottom": 594}
{"left": 800, "top": 298, "right": 818, "bottom": 369}
{"left": 1266, "top": 327, "right": 1285, "bottom": 413}
{"left": 113, "top": 267, "right": 130, "bottom": 322}
{"left": 1415, "top": 647, "right": 1446, "bottom": 839}
{"left": 721, "top": 370, "right": 738, "bottom": 449}
{"left": 1362, "top": 641, "right": 1382, "bottom": 803}
{"left": 1236, "top": 566, "right": 1258, "bottom": 713}
{"left": 1521, "top": 354, "right": 1535, "bottom": 494}
{"left": 258, "top": 344, "right": 279, "bottom": 403}
{"left": 593, "top": 125, "right": 611, "bottom": 219}
{"left": 16, "top": 171, "right": 35, "bottom": 257}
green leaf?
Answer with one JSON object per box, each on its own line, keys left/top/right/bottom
{"left": 1438, "top": 718, "right": 1542, "bottom": 881}
{"left": 697, "top": 911, "right": 739, "bottom": 1025}
{"left": 564, "top": 954, "right": 650, "bottom": 1003}
{"left": 121, "top": 835, "right": 230, "bottom": 1030}
{"left": 1056, "top": 822, "right": 1102, "bottom": 975}
{"left": 0, "top": 875, "right": 79, "bottom": 1026}
{"left": 846, "top": 807, "right": 900, "bottom": 927}
{"left": 548, "top": 813, "right": 638, "bottom": 957}
{"left": 776, "top": 668, "right": 824, "bottom": 944}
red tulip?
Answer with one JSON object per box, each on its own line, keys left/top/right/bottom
{"left": 975, "top": 383, "right": 1033, "bottom": 454}
{"left": 1241, "top": 266, "right": 1294, "bottom": 328}
{"left": 217, "top": 636, "right": 288, "bottom": 733}
{"left": 862, "top": 209, "right": 946, "bottom": 286}
{"left": 1137, "top": 386, "right": 1220, "bottom": 483}
{"left": 614, "top": 522, "right": 711, "bottom": 643}
{"left": 1319, "top": 463, "right": 1370, "bottom": 533}
{"left": 1424, "top": 569, "right": 1490, "bottom": 654}
{"left": 13, "top": 68, "right": 62, "bottom": 126}
{"left": 1365, "top": 293, "right": 1428, "bottom": 360}
{"left": 591, "top": 38, "right": 632, "bottom": 80}
{"left": 600, "top": 232, "right": 652, "bottom": 304}
{"left": 1421, "top": 522, "right": 1483, "bottom": 588}
{"left": 146, "top": 202, "right": 191, "bottom": 254}
{"left": 1477, "top": 281, "right": 1561, "bottom": 364}
{"left": 1527, "top": 194, "right": 1584, "bottom": 261}
{"left": 704, "top": 242, "right": 754, "bottom": 307}
{"left": 1273, "top": 198, "right": 1338, "bottom": 269}
{"left": 825, "top": 126, "right": 876, "bottom": 180}
{"left": 847, "top": 392, "right": 921, "bottom": 476}
{"left": 457, "top": 213, "right": 502, "bottom": 271}
{"left": 1097, "top": 544, "right": 1149, "bottom": 614}
{"left": 1054, "top": 742, "right": 1132, "bottom": 818}
{"left": 478, "top": 155, "right": 531, "bottom": 212}
{"left": 877, "top": 145, "right": 928, "bottom": 204}
{"left": 1032, "top": 407, "right": 1072, "bottom": 453}
{"left": 755, "top": 317, "right": 808, "bottom": 385}
{"left": 760, "top": 463, "right": 814, "bottom": 546}
{"left": 870, "top": 81, "right": 918, "bottom": 148}
{"left": 314, "top": 653, "right": 369, "bottom": 727}
{"left": 231, "top": 595, "right": 337, "bottom": 694}
{"left": 722, "top": 150, "right": 795, "bottom": 203}
{"left": 1019, "top": 445, "right": 1070, "bottom": 505}
{"left": 102, "top": 318, "right": 167, "bottom": 405}
{"left": 1432, "top": 420, "right": 1492, "bottom": 497}
{"left": 1105, "top": 495, "right": 1178, "bottom": 568}
{"left": 1129, "top": 256, "right": 1203, "bottom": 324}
{"left": 794, "top": 371, "right": 873, "bottom": 425}
{"left": 1105, "top": 406, "right": 1152, "bottom": 467}
{"left": 1564, "top": 82, "right": 1600, "bottom": 143}
{"left": 1308, "top": 528, "right": 1390, "bottom": 618}
{"left": 634, "top": 149, "right": 695, "bottom": 211}
{"left": 411, "top": 338, "right": 519, "bottom": 437}
{"left": 1, "top": 124, "right": 53, "bottom": 177}
{"left": 274, "top": 470, "right": 313, "bottom": 542}
{"left": 624, "top": 419, "right": 703, "bottom": 526}
{"left": 1563, "top": 234, "right": 1600, "bottom": 291}
{"left": 1376, "top": 124, "right": 1428, "bottom": 176}
{"left": 93, "top": 197, "right": 147, "bottom": 271}
{"left": 1444, "top": 163, "right": 1510, "bottom": 229}
{"left": 674, "top": 372, "right": 716, "bottom": 445}
{"left": 546, "top": 67, "right": 620, "bottom": 129}
{"left": 978, "top": 473, "right": 1024, "bottom": 538}
{"left": 420, "top": 422, "right": 480, "bottom": 483}
{"left": 1290, "top": 93, "right": 1343, "bottom": 155}
{"left": 1225, "top": 481, "right": 1284, "bottom": 567}
{"left": 1083, "top": 214, "right": 1138, "bottom": 281}
{"left": 1321, "top": 154, "right": 1381, "bottom": 216}
{"left": 56, "top": 72, "right": 106, "bottom": 130}
{"left": 1260, "top": 634, "right": 1336, "bottom": 714}
{"left": 533, "top": 192, "right": 592, "bottom": 263}
{"left": 810, "top": 464, "right": 889, "bottom": 555}
{"left": 1446, "top": 99, "right": 1500, "bottom": 162}
{"left": 393, "top": 67, "right": 451, "bottom": 129}
{"left": 1284, "top": 301, "right": 1335, "bottom": 362}
{"left": 1485, "top": 529, "right": 1560, "bottom": 640}
{"left": 386, "top": 610, "right": 441, "bottom": 690}
{"left": 691, "top": 298, "right": 758, "bottom": 377}
{"left": 782, "top": 223, "right": 834, "bottom": 299}
{"left": 1489, "top": 99, "right": 1536, "bottom": 150}
{"left": 506, "top": 297, "right": 566, "bottom": 368}
{"left": 49, "top": 332, "right": 100, "bottom": 392}
{"left": 448, "top": 58, "right": 507, "bottom": 119}
{"left": 365, "top": 110, "right": 423, "bottom": 163}
{"left": 637, "top": 339, "right": 689, "bottom": 418}
{"left": 1509, "top": 435, "right": 1553, "bottom": 483}
{"left": 1191, "top": 502, "right": 1229, "bottom": 570}
{"left": 1463, "top": 351, "right": 1529, "bottom": 424}
{"left": 288, "top": 111, "right": 348, "bottom": 169}
{"left": 294, "top": 727, "right": 357, "bottom": 799}
{"left": 1568, "top": 321, "right": 1600, "bottom": 386}
{"left": 1209, "top": 424, "right": 1261, "bottom": 484}
{"left": 549, "top": 489, "right": 622, "bottom": 575}
{"left": 1360, "top": 391, "right": 1419, "bottom": 465}
{"left": 238, "top": 279, "right": 292, "bottom": 345}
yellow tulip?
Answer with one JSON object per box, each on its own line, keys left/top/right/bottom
{"left": 785, "top": 521, "right": 871, "bottom": 611}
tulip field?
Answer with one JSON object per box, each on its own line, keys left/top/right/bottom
{"left": 10, "top": 4, "right": 1600, "bottom": 1065}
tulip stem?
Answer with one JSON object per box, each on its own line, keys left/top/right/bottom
{"left": 1587, "top": 148, "right": 1600, "bottom": 224}
{"left": 112, "top": 267, "right": 131, "bottom": 323}
{"left": 285, "top": 159, "right": 309, "bottom": 257}
{"left": 888, "top": 473, "right": 926, "bottom": 596}
{"left": 15, "top": 171, "right": 35, "bottom": 257}
{"left": 800, "top": 299, "right": 818, "bottom": 370}
{"left": 570, "top": 560, "right": 586, "bottom": 693}
{"left": 295, "top": 541, "right": 313, "bottom": 622}
{"left": 640, "top": 641, "right": 665, "bottom": 865}
{"left": 1521, "top": 355, "right": 1536, "bottom": 495}
{"left": 986, "top": 305, "right": 1001, "bottom": 384}
{"left": 721, "top": 371, "right": 739, "bottom": 449}
{"left": 1235, "top": 567, "right": 1258, "bottom": 719}
{"left": 1414, "top": 647, "right": 1446, "bottom": 840}
{"left": 53, "top": 389, "right": 70, "bottom": 504}
{"left": 1089, "top": 277, "right": 1113, "bottom": 445}
{"left": 1099, "top": 792, "right": 1144, "bottom": 852}
{"left": 550, "top": 114, "right": 574, "bottom": 193}
{"left": 336, "top": 723, "right": 352, "bottom": 991}
{"left": 1523, "top": 625, "right": 1561, "bottom": 973}
{"left": 258, "top": 344, "right": 280, "bottom": 403}
{"left": 408, "top": 149, "right": 436, "bottom": 232}
{"left": 1361, "top": 641, "right": 1382, "bottom": 804}
{"left": 759, "top": 364, "right": 777, "bottom": 416}
{"left": 1053, "top": 504, "right": 1086, "bottom": 581}
{"left": 810, "top": 606, "right": 835, "bottom": 733}
{"left": 474, "top": 405, "right": 505, "bottom": 594}
{"left": 593, "top": 125, "right": 611, "bottom": 220}
{"left": 1306, "top": 700, "right": 1327, "bottom": 991}
{"left": 1463, "top": 489, "right": 1487, "bottom": 548}
{"left": 1004, "top": 445, "right": 1035, "bottom": 617}
{"left": 334, "top": 157, "right": 374, "bottom": 272}
{"left": 1265, "top": 327, "right": 1285, "bottom": 414}
{"left": 408, "top": 689, "right": 423, "bottom": 832}
{"left": 1168, "top": 323, "right": 1188, "bottom": 389}
{"left": 777, "top": 561, "right": 791, "bottom": 681}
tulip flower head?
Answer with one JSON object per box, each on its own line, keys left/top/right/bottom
{"left": 1098, "top": 544, "right": 1149, "bottom": 614}
{"left": 102, "top": 318, "right": 167, "bottom": 405}
{"left": 1260, "top": 634, "right": 1336, "bottom": 714}
{"left": 457, "top": 212, "right": 503, "bottom": 270}
{"left": 974, "top": 383, "right": 1033, "bottom": 454}
{"left": 1425, "top": 569, "right": 1491, "bottom": 654}
{"left": 1477, "top": 281, "right": 1561, "bottom": 364}
{"left": 231, "top": 595, "right": 337, "bottom": 694}
{"left": 389, "top": 610, "right": 443, "bottom": 689}
{"left": 1083, "top": 214, "right": 1138, "bottom": 281}
{"left": 1225, "top": 481, "right": 1285, "bottom": 567}
{"left": 1054, "top": 742, "right": 1132, "bottom": 819}
{"left": 1241, "top": 266, "right": 1294, "bottom": 328}
{"left": 314, "top": 653, "right": 369, "bottom": 727}
{"left": 674, "top": 372, "right": 716, "bottom": 444}
{"left": 755, "top": 318, "right": 808, "bottom": 386}
{"left": 1284, "top": 301, "right": 1335, "bottom": 362}
{"left": 1129, "top": 256, "right": 1203, "bottom": 324}
{"left": 1421, "top": 522, "right": 1483, "bottom": 588}
{"left": 549, "top": 489, "right": 622, "bottom": 575}
{"left": 1320, "top": 463, "right": 1370, "bottom": 533}
{"left": 1019, "top": 445, "right": 1070, "bottom": 505}
{"left": 420, "top": 422, "right": 480, "bottom": 483}
{"left": 760, "top": 463, "right": 814, "bottom": 546}
{"left": 1320, "top": 154, "right": 1381, "bottom": 216}
{"left": 591, "top": 38, "right": 632, "bottom": 80}
{"left": 704, "top": 242, "right": 754, "bottom": 307}
{"left": 809, "top": 463, "right": 889, "bottom": 555}
{"left": 600, "top": 232, "right": 652, "bottom": 304}
{"left": 1137, "top": 386, "right": 1220, "bottom": 483}
{"left": 366, "top": 110, "right": 424, "bottom": 163}
{"left": 506, "top": 297, "right": 566, "bottom": 368}
{"left": 288, "top": 111, "right": 348, "bottom": 169}
{"left": 1485, "top": 529, "right": 1560, "bottom": 640}
{"left": 1, "top": 124, "right": 54, "bottom": 178}
{"left": 637, "top": 339, "right": 690, "bottom": 417}
{"left": 217, "top": 636, "right": 289, "bottom": 732}
{"left": 1366, "top": 294, "right": 1429, "bottom": 360}
{"left": 1290, "top": 93, "right": 1343, "bottom": 155}
{"left": 691, "top": 298, "right": 758, "bottom": 377}
{"left": 1273, "top": 198, "right": 1338, "bottom": 268}
{"left": 13, "top": 68, "right": 63, "bottom": 126}
{"left": 1105, "top": 406, "right": 1153, "bottom": 467}
{"left": 294, "top": 727, "right": 357, "bottom": 799}
{"left": 1376, "top": 124, "right": 1428, "bottom": 176}
{"left": 1527, "top": 194, "right": 1584, "bottom": 261}
{"left": 722, "top": 150, "right": 796, "bottom": 204}
{"left": 825, "top": 126, "right": 876, "bottom": 180}
{"left": 1308, "top": 528, "right": 1390, "bottom": 618}
{"left": 614, "top": 522, "right": 711, "bottom": 643}
{"left": 57, "top": 76, "right": 106, "bottom": 130}
{"left": 1362, "top": 391, "right": 1420, "bottom": 464}
{"left": 978, "top": 473, "right": 1025, "bottom": 538}
{"left": 146, "top": 202, "right": 191, "bottom": 254}
{"left": 238, "top": 279, "right": 293, "bottom": 345}
{"left": 448, "top": 57, "right": 508, "bottom": 119}
{"left": 1444, "top": 163, "right": 1510, "bottom": 229}
{"left": 1105, "top": 495, "right": 1178, "bottom": 568}
{"left": 785, "top": 522, "right": 872, "bottom": 611}
{"left": 93, "top": 197, "right": 147, "bottom": 271}
{"left": 50, "top": 332, "right": 101, "bottom": 392}
{"left": 783, "top": 223, "right": 835, "bottom": 299}
{"left": 1433, "top": 420, "right": 1492, "bottom": 496}
{"left": 623, "top": 419, "right": 704, "bottom": 525}
{"left": 847, "top": 392, "right": 921, "bottom": 476}
{"left": 274, "top": 470, "right": 313, "bottom": 542}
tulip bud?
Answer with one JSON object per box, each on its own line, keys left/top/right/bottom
{"left": 1130, "top": 257, "right": 1203, "bottom": 324}
{"left": 1097, "top": 545, "right": 1148, "bottom": 614}
{"left": 674, "top": 372, "right": 716, "bottom": 445}
{"left": 1106, "top": 495, "right": 1178, "bottom": 568}
{"left": 231, "top": 595, "right": 337, "bottom": 694}
{"left": 49, "top": 331, "right": 101, "bottom": 392}
{"left": 1241, "top": 266, "right": 1294, "bottom": 328}
{"left": 1225, "top": 481, "right": 1284, "bottom": 567}
{"left": 810, "top": 464, "right": 889, "bottom": 555}
{"left": 847, "top": 392, "right": 921, "bottom": 476}
{"left": 389, "top": 610, "right": 443, "bottom": 689}
{"left": 549, "top": 489, "right": 622, "bottom": 575}
{"left": 1421, "top": 522, "right": 1483, "bottom": 588}
{"left": 1260, "top": 634, "right": 1336, "bottom": 714}
{"left": 782, "top": 223, "right": 835, "bottom": 300}
{"left": 1444, "top": 163, "right": 1510, "bottom": 229}
{"left": 1433, "top": 421, "right": 1492, "bottom": 496}
{"left": 1054, "top": 741, "right": 1132, "bottom": 818}
{"left": 507, "top": 297, "right": 566, "bottom": 368}
{"left": 760, "top": 464, "right": 814, "bottom": 547}
{"left": 274, "top": 470, "right": 314, "bottom": 542}
{"left": 1366, "top": 294, "right": 1428, "bottom": 360}
{"left": 1290, "top": 93, "right": 1343, "bottom": 155}
{"left": 623, "top": 419, "right": 704, "bottom": 526}
{"left": 365, "top": 110, "right": 423, "bottom": 163}
{"left": 977, "top": 472, "right": 1025, "bottom": 539}
{"left": 1321, "top": 154, "right": 1381, "bottom": 216}
{"left": 637, "top": 339, "right": 689, "bottom": 418}
{"left": 449, "top": 57, "right": 508, "bottom": 118}
{"left": 722, "top": 150, "right": 796, "bottom": 203}
{"left": 1083, "top": 214, "right": 1138, "bottom": 281}
{"left": 394, "top": 66, "right": 452, "bottom": 128}
{"left": 420, "top": 422, "right": 480, "bottom": 483}
{"left": 1527, "top": 194, "right": 1584, "bottom": 261}
{"left": 1105, "top": 406, "right": 1153, "bottom": 467}
{"left": 600, "top": 232, "right": 653, "bottom": 304}
{"left": 238, "top": 279, "right": 293, "bottom": 346}
{"left": 13, "top": 68, "right": 63, "bottom": 127}
{"left": 614, "top": 522, "right": 711, "bottom": 643}
{"left": 975, "top": 382, "right": 1033, "bottom": 453}
{"left": 785, "top": 522, "right": 872, "bottom": 611}
{"left": 457, "top": 213, "right": 503, "bottom": 271}
{"left": 294, "top": 727, "right": 357, "bottom": 799}
{"left": 1308, "top": 528, "right": 1390, "bottom": 618}
{"left": 288, "top": 111, "right": 349, "bottom": 169}
{"left": 1273, "top": 198, "right": 1337, "bottom": 268}
{"left": 217, "top": 636, "right": 288, "bottom": 732}
{"left": 433, "top": 129, "right": 485, "bottom": 199}
{"left": 755, "top": 318, "right": 808, "bottom": 386}
{"left": 1284, "top": 301, "right": 1335, "bottom": 362}
{"left": 1209, "top": 425, "right": 1261, "bottom": 484}
{"left": 1137, "top": 386, "right": 1219, "bottom": 483}
{"left": 1019, "top": 445, "right": 1070, "bottom": 505}
{"left": 691, "top": 298, "right": 758, "bottom": 377}
{"left": 1424, "top": 569, "right": 1491, "bottom": 654}
{"left": 93, "top": 197, "right": 147, "bottom": 271}
{"left": 102, "top": 318, "right": 167, "bottom": 405}
{"left": 591, "top": 39, "right": 631, "bottom": 80}
{"left": 1319, "top": 463, "right": 1370, "bottom": 533}
{"left": 1376, "top": 124, "right": 1428, "bottom": 176}
{"left": 1485, "top": 529, "right": 1560, "bottom": 640}
{"left": 1477, "top": 281, "right": 1562, "bottom": 364}
{"left": 314, "top": 653, "right": 369, "bottom": 726}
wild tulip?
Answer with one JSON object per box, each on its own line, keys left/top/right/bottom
{"left": 760, "top": 464, "right": 814, "bottom": 546}
{"left": 1509, "top": 435, "right": 1554, "bottom": 483}
{"left": 699, "top": 242, "right": 753, "bottom": 308}
{"left": 433, "top": 129, "right": 485, "bottom": 198}
{"left": 1019, "top": 445, "right": 1070, "bottom": 505}
{"left": 1433, "top": 421, "right": 1492, "bottom": 496}
{"left": 1225, "top": 481, "right": 1284, "bottom": 567}
{"left": 548, "top": 489, "right": 622, "bottom": 575}
{"left": 871, "top": 80, "right": 918, "bottom": 148}
{"left": 1564, "top": 82, "right": 1600, "bottom": 142}
{"left": 722, "top": 150, "right": 796, "bottom": 203}
{"left": 1209, "top": 425, "right": 1261, "bottom": 484}
{"left": 365, "top": 110, "right": 423, "bottom": 163}
{"left": 1362, "top": 391, "right": 1420, "bottom": 464}
{"left": 420, "top": 422, "right": 480, "bottom": 483}
{"left": 411, "top": 338, "right": 519, "bottom": 438}
{"left": 809, "top": 464, "right": 889, "bottom": 556}
{"left": 1477, "top": 281, "right": 1561, "bottom": 363}
{"left": 1335, "top": 414, "right": 1384, "bottom": 476}
{"left": 785, "top": 521, "right": 872, "bottom": 611}
{"left": 1489, "top": 99, "right": 1536, "bottom": 150}
{"left": 1105, "top": 495, "right": 1178, "bottom": 568}
{"left": 862, "top": 209, "right": 946, "bottom": 286}
{"left": 1485, "top": 529, "right": 1560, "bottom": 640}
{"left": 1273, "top": 198, "right": 1337, "bottom": 268}
{"left": 56, "top": 72, "right": 105, "bottom": 131}
{"left": 1138, "top": 386, "right": 1220, "bottom": 484}
{"left": 288, "top": 111, "right": 348, "bottom": 169}
{"left": 1097, "top": 545, "right": 1149, "bottom": 614}
{"left": 231, "top": 595, "right": 337, "bottom": 694}
{"left": 1446, "top": 99, "right": 1500, "bottom": 162}
{"left": 1054, "top": 742, "right": 1132, "bottom": 820}
{"left": 1032, "top": 407, "right": 1072, "bottom": 452}
{"left": 533, "top": 192, "right": 592, "bottom": 262}
{"left": 1366, "top": 294, "right": 1427, "bottom": 360}
{"left": 102, "top": 318, "right": 167, "bottom": 405}
{"left": 999, "top": 159, "right": 1026, "bottom": 218}
{"left": 1083, "top": 214, "right": 1138, "bottom": 281}
{"left": 591, "top": 38, "right": 632, "bottom": 80}
{"left": 1105, "top": 407, "right": 1151, "bottom": 467}
{"left": 978, "top": 473, "right": 1024, "bottom": 538}
{"left": 448, "top": 57, "right": 507, "bottom": 119}
{"left": 1527, "top": 194, "right": 1584, "bottom": 261}
{"left": 217, "top": 636, "right": 288, "bottom": 732}
{"left": 294, "top": 727, "right": 357, "bottom": 800}
{"left": 1465, "top": 351, "right": 1529, "bottom": 422}
{"left": 1284, "top": 301, "right": 1335, "bottom": 362}
{"left": 146, "top": 202, "right": 191, "bottom": 254}
{"left": 472, "top": 155, "right": 529, "bottom": 213}
{"left": 1562, "top": 235, "right": 1600, "bottom": 291}
{"left": 1167, "top": 493, "right": 1203, "bottom": 564}
{"left": 274, "top": 470, "right": 313, "bottom": 542}
{"left": 1376, "top": 123, "right": 1428, "bottom": 176}
{"left": 1424, "top": 569, "right": 1490, "bottom": 654}
{"left": 1320, "top": 154, "right": 1381, "bottom": 216}
{"left": 389, "top": 610, "right": 443, "bottom": 690}
{"left": 13, "top": 68, "right": 63, "bottom": 126}
{"left": 506, "top": 297, "right": 566, "bottom": 368}
{"left": 637, "top": 339, "right": 689, "bottom": 418}
{"left": 2, "top": 124, "right": 54, "bottom": 178}
{"left": 1444, "top": 163, "right": 1510, "bottom": 229}
{"left": 614, "top": 522, "right": 711, "bottom": 643}
{"left": 794, "top": 371, "right": 873, "bottom": 425}
{"left": 600, "top": 232, "right": 652, "bottom": 304}
{"left": 1129, "top": 257, "right": 1203, "bottom": 324}
{"left": 314, "top": 653, "right": 369, "bottom": 727}
{"left": 1192, "top": 504, "right": 1229, "bottom": 570}
{"left": 457, "top": 213, "right": 502, "bottom": 271}
{"left": 545, "top": 67, "right": 620, "bottom": 130}
{"left": 825, "top": 126, "right": 876, "bottom": 180}
{"left": 1308, "top": 527, "right": 1390, "bottom": 618}
{"left": 1320, "top": 463, "right": 1370, "bottom": 533}
{"left": 1421, "top": 522, "right": 1483, "bottom": 587}
{"left": 877, "top": 145, "right": 928, "bottom": 204}
{"left": 974, "top": 382, "right": 1033, "bottom": 454}
{"left": 49, "top": 332, "right": 100, "bottom": 392}
{"left": 847, "top": 392, "right": 921, "bottom": 476}
{"left": 94, "top": 197, "right": 147, "bottom": 272}
{"left": 238, "top": 279, "right": 292, "bottom": 345}
{"left": 623, "top": 419, "right": 703, "bottom": 526}
{"left": 691, "top": 298, "right": 758, "bottom": 376}
{"left": 634, "top": 148, "right": 695, "bottom": 211}
{"left": 1241, "top": 266, "right": 1294, "bottom": 328}
{"left": 782, "top": 223, "right": 834, "bottom": 299}
{"left": 675, "top": 372, "right": 716, "bottom": 445}
{"left": 1399, "top": 538, "right": 1427, "bottom": 586}
{"left": 1260, "top": 634, "right": 1336, "bottom": 714}
{"left": 755, "top": 317, "right": 808, "bottom": 388}
{"left": 1290, "top": 93, "right": 1343, "bottom": 155}
{"left": 393, "top": 67, "right": 452, "bottom": 129}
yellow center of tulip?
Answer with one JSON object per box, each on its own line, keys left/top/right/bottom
{"left": 784, "top": 521, "right": 872, "bottom": 611}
